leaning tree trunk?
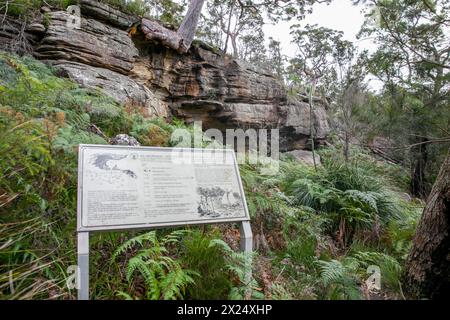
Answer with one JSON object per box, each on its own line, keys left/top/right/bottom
{"left": 177, "top": 0, "right": 205, "bottom": 52}
{"left": 140, "top": 0, "right": 205, "bottom": 53}
{"left": 403, "top": 149, "right": 450, "bottom": 299}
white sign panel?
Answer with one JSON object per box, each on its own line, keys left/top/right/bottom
{"left": 77, "top": 145, "right": 250, "bottom": 231}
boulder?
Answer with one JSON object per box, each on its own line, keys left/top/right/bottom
{"left": 110, "top": 134, "right": 140, "bottom": 146}
{"left": 284, "top": 149, "right": 321, "bottom": 166}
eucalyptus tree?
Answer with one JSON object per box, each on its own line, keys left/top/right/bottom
{"left": 238, "top": 29, "right": 267, "bottom": 64}
{"left": 204, "top": 0, "right": 265, "bottom": 58}
{"left": 404, "top": 149, "right": 450, "bottom": 299}
{"left": 355, "top": 0, "right": 450, "bottom": 299}
{"left": 141, "top": 0, "right": 330, "bottom": 57}
{"left": 289, "top": 24, "right": 352, "bottom": 168}
{"left": 267, "top": 37, "right": 286, "bottom": 81}
{"left": 141, "top": 0, "right": 206, "bottom": 53}
{"left": 145, "top": 0, "right": 187, "bottom": 25}
{"left": 357, "top": 0, "right": 450, "bottom": 197}
{"left": 333, "top": 55, "right": 369, "bottom": 162}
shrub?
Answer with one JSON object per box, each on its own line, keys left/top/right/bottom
{"left": 317, "top": 258, "right": 362, "bottom": 300}
{"left": 2, "top": 0, "right": 147, "bottom": 17}
{"left": 180, "top": 229, "right": 232, "bottom": 299}
{"left": 113, "top": 230, "right": 197, "bottom": 300}
{"left": 0, "top": 52, "right": 423, "bottom": 300}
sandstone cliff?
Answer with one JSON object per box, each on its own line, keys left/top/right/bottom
{"left": 0, "top": 0, "right": 330, "bottom": 151}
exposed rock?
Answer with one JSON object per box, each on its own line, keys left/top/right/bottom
{"left": 26, "top": 23, "right": 46, "bottom": 34}
{"left": 110, "top": 134, "right": 140, "bottom": 146}
{"left": 137, "top": 42, "right": 329, "bottom": 150}
{"left": 284, "top": 149, "right": 321, "bottom": 166}
{"left": 79, "top": 0, "right": 137, "bottom": 30}
{"left": 54, "top": 61, "right": 169, "bottom": 118}
{"left": 40, "top": 6, "right": 52, "bottom": 13}
{"left": 35, "top": 11, "right": 138, "bottom": 74}
{"left": 1, "top": 0, "right": 330, "bottom": 151}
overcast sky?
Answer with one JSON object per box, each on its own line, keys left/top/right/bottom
{"left": 263, "top": 0, "right": 378, "bottom": 59}
{"left": 262, "top": 0, "right": 384, "bottom": 90}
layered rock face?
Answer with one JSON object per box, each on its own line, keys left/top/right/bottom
{"left": 1, "top": 0, "right": 330, "bottom": 151}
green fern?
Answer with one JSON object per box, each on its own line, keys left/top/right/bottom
{"left": 353, "top": 251, "right": 402, "bottom": 292}
{"left": 113, "top": 231, "right": 197, "bottom": 300}
{"left": 209, "top": 239, "right": 263, "bottom": 300}
{"left": 317, "top": 258, "right": 362, "bottom": 300}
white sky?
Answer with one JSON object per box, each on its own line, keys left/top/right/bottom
{"left": 262, "top": 0, "right": 384, "bottom": 90}
{"left": 263, "top": 0, "right": 378, "bottom": 59}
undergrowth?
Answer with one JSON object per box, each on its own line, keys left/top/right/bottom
{"left": 0, "top": 52, "right": 423, "bottom": 300}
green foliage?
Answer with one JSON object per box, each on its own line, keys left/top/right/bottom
{"left": 353, "top": 251, "right": 402, "bottom": 292}
{"left": 0, "top": 218, "right": 72, "bottom": 299}
{"left": 386, "top": 202, "right": 422, "bottom": 259}
{"left": 317, "top": 258, "right": 362, "bottom": 300}
{"left": 208, "top": 239, "right": 263, "bottom": 300}
{"left": 180, "top": 229, "right": 232, "bottom": 299}
{"left": 358, "top": 0, "right": 450, "bottom": 197}
{"left": 2, "top": 0, "right": 147, "bottom": 17}
{"left": 3, "top": 1, "right": 75, "bottom": 17}
{"left": 0, "top": 111, "right": 52, "bottom": 211}
{"left": 0, "top": 52, "right": 422, "bottom": 300}
{"left": 52, "top": 126, "right": 107, "bottom": 155}
{"left": 283, "top": 210, "right": 330, "bottom": 269}
{"left": 0, "top": 52, "right": 139, "bottom": 299}
{"left": 113, "top": 230, "right": 197, "bottom": 300}
{"left": 99, "top": 0, "right": 149, "bottom": 16}
{"left": 145, "top": 0, "right": 187, "bottom": 25}
{"left": 280, "top": 152, "right": 407, "bottom": 246}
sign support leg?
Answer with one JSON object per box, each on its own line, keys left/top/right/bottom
{"left": 239, "top": 221, "right": 253, "bottom": 253}
{"left": 77, "top": 231, "right": 89, "bottom": 300}
{"left": 239, "top": 221, "right": 253, "bottom": 298}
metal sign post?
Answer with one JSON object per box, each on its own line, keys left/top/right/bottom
{"left": 76, "top": 145, "right": 253, "bottom": 300}
{"left": 77, "top": 232, "right": 89, "bottom": 300}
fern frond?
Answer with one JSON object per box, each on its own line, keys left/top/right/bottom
{"left": 112, "top": 231, "right": 157, "bottom": 260}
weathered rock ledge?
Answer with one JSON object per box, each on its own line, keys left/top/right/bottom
{"left": 0, "top": 0, "right": 330, "bottom": 151}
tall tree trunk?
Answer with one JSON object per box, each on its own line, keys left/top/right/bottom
{"left": 223, "top": 2, "right": 234, "bottom": 54}
{"left": 411, "top": 137, "right": 429, "bottom": 198}
{"left": 177, "top": 0, "right": 206, "bottom": 52}
{"left": 308, "top": 83, "right": 318, "bottom": 171}
{"left": 230, "top": 34, "right": 238, "bottom": 58}
{"left": 344, "top": 131, "right": 349, "bottom": 162}
{"left": 403, "top": 149, "right": 450, "bottom": 299}
{"left": 140, "top": 0, "right": 205, "bottom": 53}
